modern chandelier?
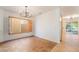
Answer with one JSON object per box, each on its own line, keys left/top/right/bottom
{"left": 20, "top": 6, "right": 32, "bottom": 18}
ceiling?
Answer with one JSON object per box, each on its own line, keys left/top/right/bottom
{"left": 0, "top": 6, "right": 58, "bottom": 17}
{"left": 61, "top": 6, "right": 79, "bottom": 17}
{"left": 1, "top": 6, "right": 79, "bottom": 17}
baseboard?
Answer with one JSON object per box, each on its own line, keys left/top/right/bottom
{"left": 0, "top": 35, "right": 34, "bottom": 44}
{"left": 34, "top": 35, "right": 60, "bottom": 43}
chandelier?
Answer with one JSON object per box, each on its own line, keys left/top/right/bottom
{"left": 20, "top": 6, "right": 32, "bottom": 18}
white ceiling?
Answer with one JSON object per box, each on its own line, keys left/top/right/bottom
{"left": 0, "top": 6, "right": 58, "bottom": 17}
{"left": 61, "top": 6, "right": 79, "bottom": 17}
{"left": 1, "top": 6, "right": 79, "bottom": 17}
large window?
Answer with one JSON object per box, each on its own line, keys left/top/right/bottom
{"left": 9, "top": 16, "right": 32, "bottom": 34}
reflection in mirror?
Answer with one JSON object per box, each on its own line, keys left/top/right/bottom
{"left": 9, "top": 16, "right": 32, "bottom": 34}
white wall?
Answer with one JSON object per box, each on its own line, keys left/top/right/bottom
{"left": 0, "top": 9, "right": 4, "bottom": 41}
{"left": 0, "top": 7, "right": 61, "bottom": 43}
{"left": 34, "top": 8, "right": 61, "bottom": 43}
{"left": 0, "top": 8, "right": 33, "bottom": 42}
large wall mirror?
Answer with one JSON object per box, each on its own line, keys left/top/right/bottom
{"left": 9, "top": 16, "right": 32, "bottom": 34}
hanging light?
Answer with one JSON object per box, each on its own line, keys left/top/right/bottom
{"left": 24, "top": 6, "right": 32, "bottom": 18}
{"left": 20, "top": 6, "right": 32, "bottom": 18}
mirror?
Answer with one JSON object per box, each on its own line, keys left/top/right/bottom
{"left": 9, "top": 16, "right": 32, "bottom": 34}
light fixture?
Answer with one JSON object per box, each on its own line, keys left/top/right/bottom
{"left": 20, "top": 6, "right": 32, "bottom": 18}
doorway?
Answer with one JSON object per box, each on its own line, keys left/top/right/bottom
{"left": 61, "top": 16, "right": 79, "bottom": 48}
